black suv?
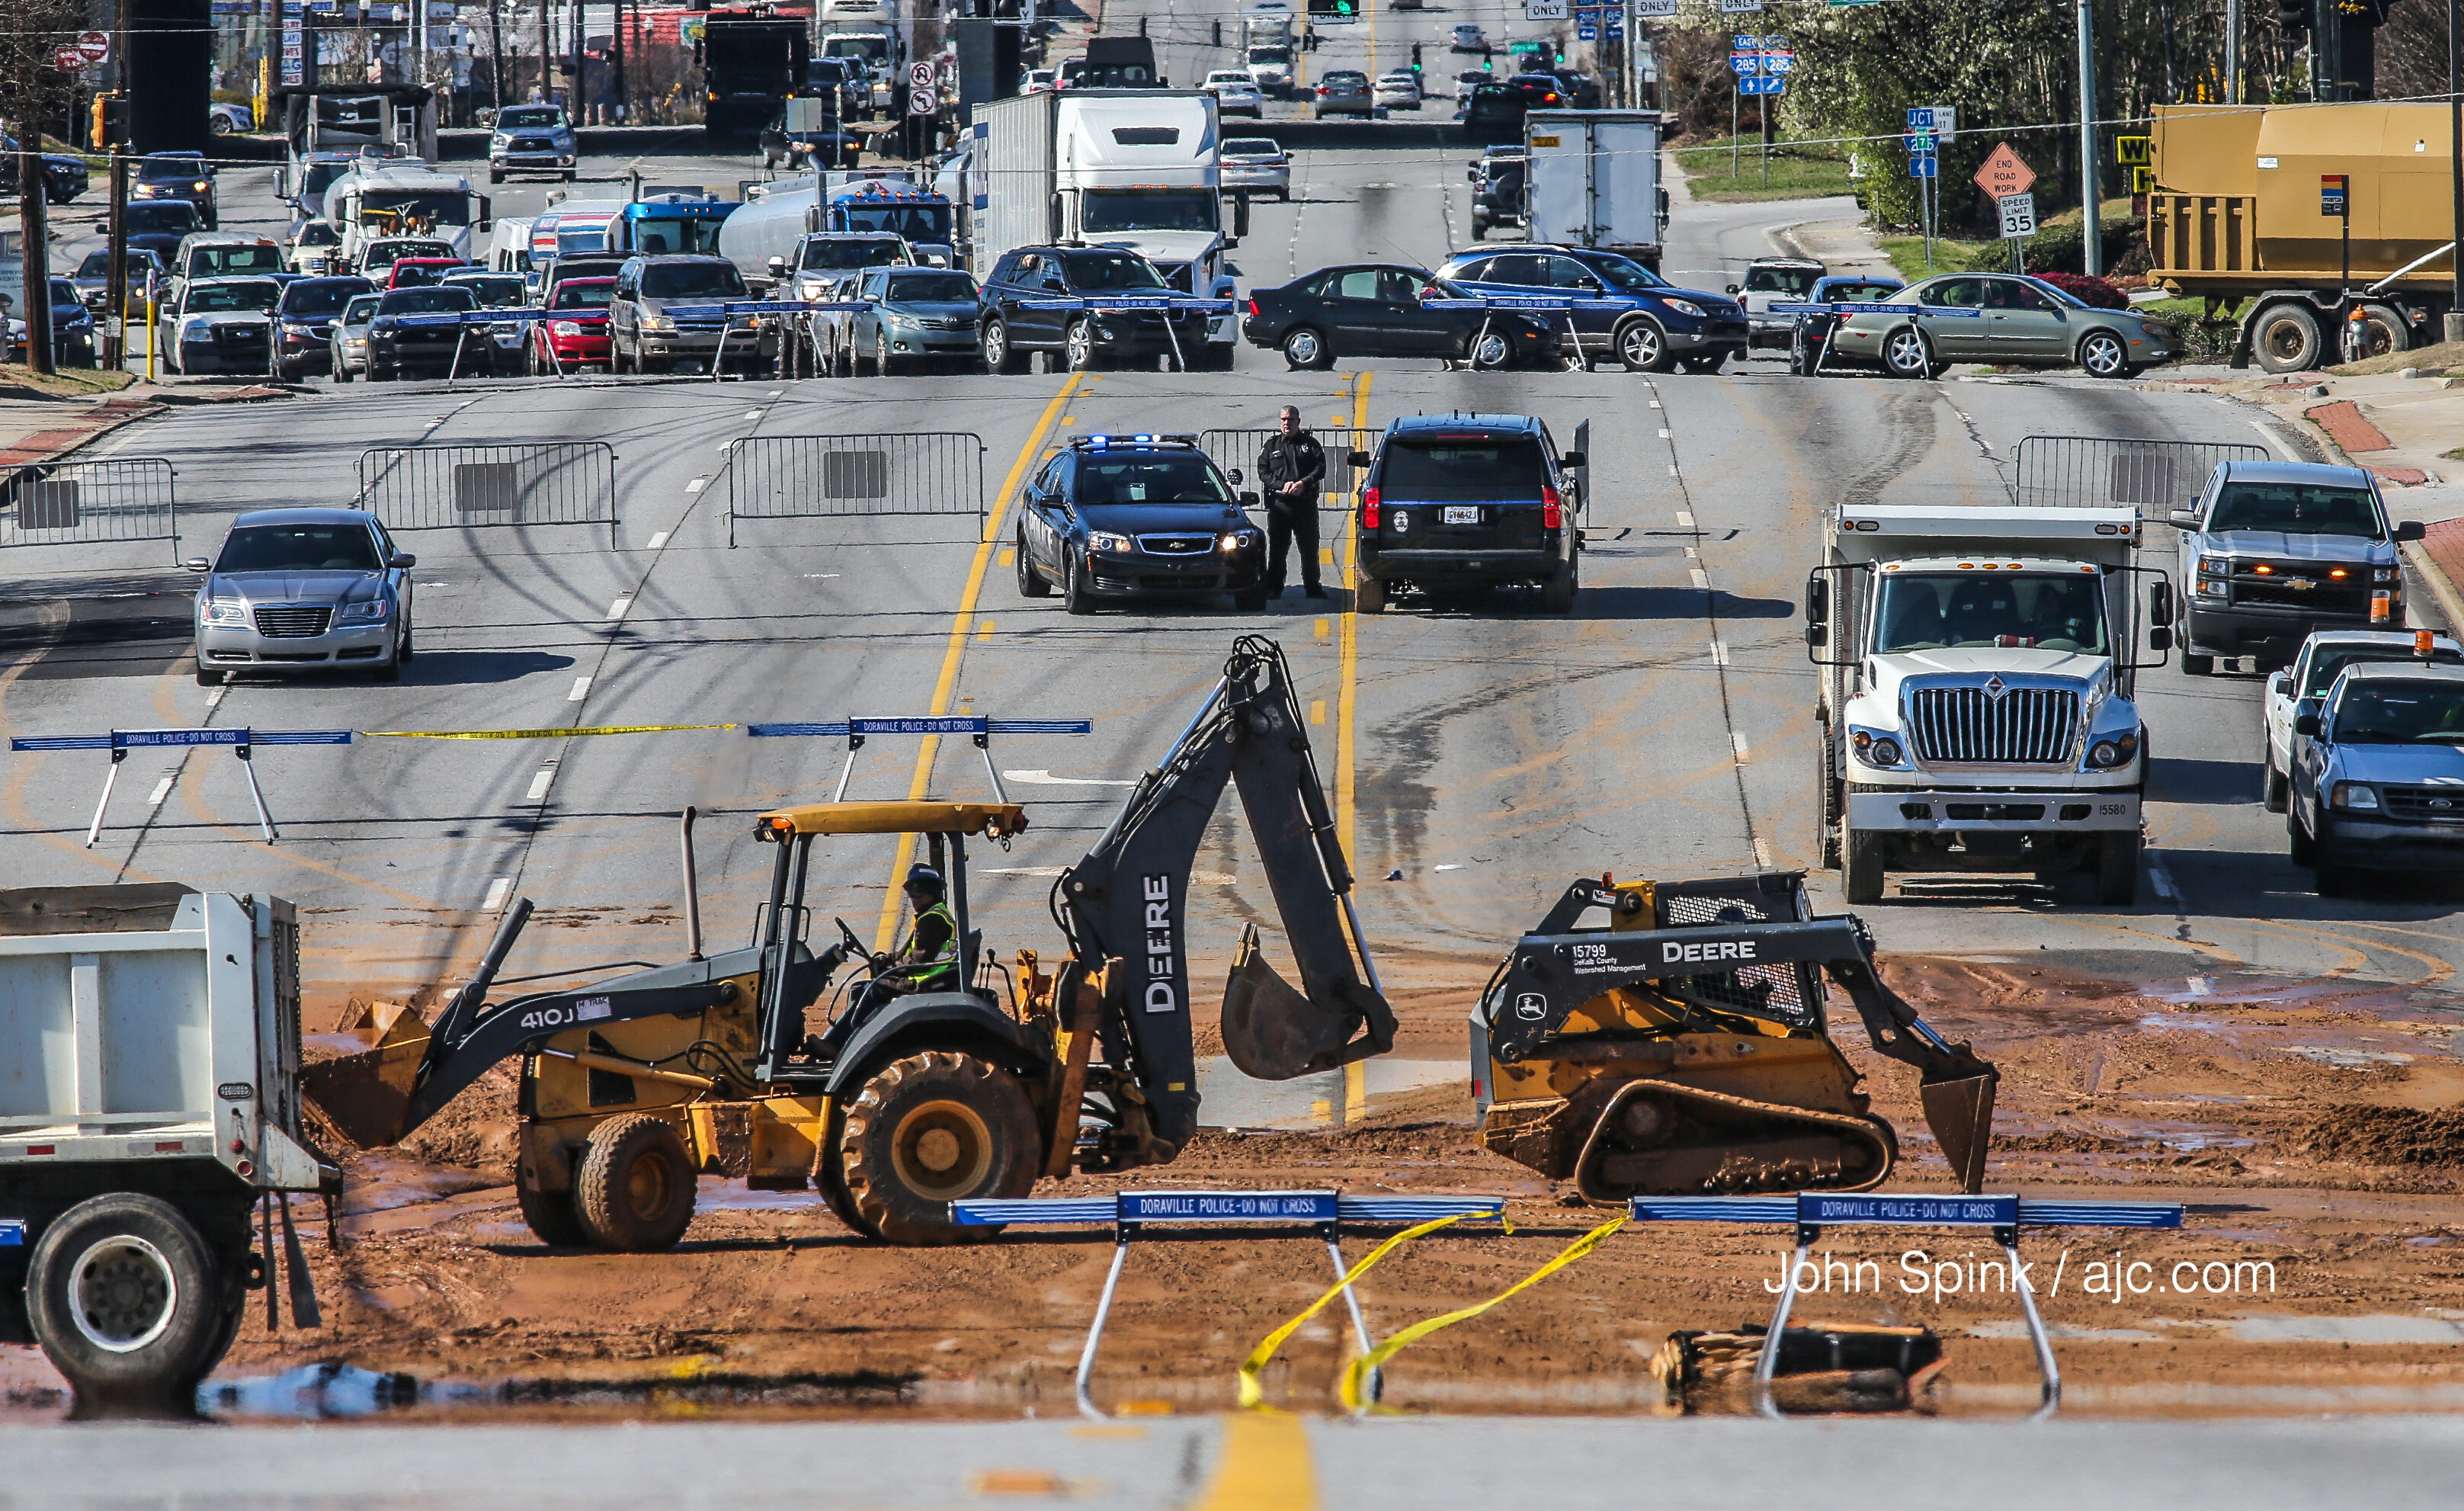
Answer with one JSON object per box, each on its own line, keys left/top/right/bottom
{"left": 1014, "top": 434, "right": 1267, "bottom": 613}
{"left": 365, "top": 286, "right": 479, "bottom": 380}
{"left": 978, "top": 245, "right": 1213, "bottom": 373}
{"left": 1351, "top": 413, "right": 1584, "bottom": 614}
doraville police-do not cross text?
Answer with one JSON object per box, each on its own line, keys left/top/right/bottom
{"left": 1766, "top": 1250, "right": 2277, "bottom": 1300}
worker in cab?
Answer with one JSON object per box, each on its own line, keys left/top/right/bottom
{"left": 816, "top": 862, "right": 960, "bottom": 1057}
{"left": 1257, "top": 404, "right": 1329, "bottom": 599}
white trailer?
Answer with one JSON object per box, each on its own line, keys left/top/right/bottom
{"left": 1522, "top": 109, "right": 1667, "bottom": 271}
{"left": 968, "top": 89, "right": 1242, "bottom": 364}
{"left": 1806, "top": 507, "right": 2176, "bottom": 906}
{"left": 0, "top": 885, "right": 335, "bottom": 1410}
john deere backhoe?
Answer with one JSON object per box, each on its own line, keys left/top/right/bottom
{"left": 303, "top": 637, "right": 1394, "bottom": 1246}
{"left": 1472, "top": 871, "right": 1999, "bottom": 1198}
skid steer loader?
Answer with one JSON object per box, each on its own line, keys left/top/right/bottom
{"left": 302, "top": 637, "right": 1394, "bottom": 1247}
{"left": 1471, "top": 871, "right": 1998, "bottom": 1198}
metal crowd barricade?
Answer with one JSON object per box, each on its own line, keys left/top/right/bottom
{"left": 1628, "top": 1191, "right": 2183, "bottom": 1420}
{"left": 1011, "top": 295, "right": 1238, "bottom": 372}
{"left": 357, "top": 441, "right": 620, "bottom": 549}
{"left": 725, "top": 431, "right": 987, "bottom": 547}
{"left": 1419, "top": 293, "right": 1633, "bottom": 370}
{"left": 8, "top": 727, "right": 354, "bottom": 845}
{"left": 0, "top": 457, "right": 181, "bottom": 562}
{"left": 2012, "top": 435, "right": 2270, "bottom": 510}
{"left": 658, "top": 300, "right": 861, "bottom": 382}
{"left": 745, "top": 714, "right": 1091, "bottom": 804}
{"left": 1200, "top": 428, "right": 1377, "bottom": 516}
{"left": 1767, "top": 299, "right": 1988, "bottom": 377}
{"left": 947, "top": 1189, "right": 1508, "bottom": 1420}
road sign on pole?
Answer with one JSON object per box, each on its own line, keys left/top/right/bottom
{"left": 1972, "top": 143, "right": 2036, "bottom": 199}
{"left": 1998, "top": 192, "right": 2037, "bottom": 239}
{"left": 1908, "top": 155, "right": 1938, "bottom": 178}
{"left": 908, "top": 88, "right": 937, "bottom": 117}
{"left": 1524, "top": 0, "right": 1569, "bottom": 18}
{"left": 1739, "top": 76, "right": 1784, "bottom": 96}
{"left": 1905, "top": 107, "right": 1935, "bottom": 131}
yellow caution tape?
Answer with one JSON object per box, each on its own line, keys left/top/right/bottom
{"left": 1336, "top": 1214, "right": 1628, "bottom": 1411}
{"left": 360, "top": 723, "right": 738, "bottom": 739}
{"left": 1235, "top": 1213, "right": 1469, "bottom": 1410}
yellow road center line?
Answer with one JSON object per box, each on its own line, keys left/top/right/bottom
{"left": 873, "top": 374, "right": 1085, "bottom": 951}
{"left": 1340, "top": 371, "right": 1371, "bottom": 1124}
{"left": 1192, "top": 1412, "right": 1319, "bottom": 1511}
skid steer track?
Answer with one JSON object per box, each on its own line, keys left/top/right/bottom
{"left": 1570, "top": 1078, "right": 1899, "bottom": 1203}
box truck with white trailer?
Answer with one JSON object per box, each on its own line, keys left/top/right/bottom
{"left": 1522, "top": 109, "right": 1668, "bottom": 271}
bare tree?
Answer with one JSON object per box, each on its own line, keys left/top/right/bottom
{"left": 0, "top": 0, "right": 85, "bottom": 144}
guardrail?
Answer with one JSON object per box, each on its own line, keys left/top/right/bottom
{"left": 2012, "top": 435, "right": 2270, "bottom": 510}
{"left": 357, "top": 441, "right": 620, "bottom": 548}
{"left": 725, "top": 431, "right": 987, "bottom": 547}
{"left": 0, "top": 457, "right": 181, "bottom": 560}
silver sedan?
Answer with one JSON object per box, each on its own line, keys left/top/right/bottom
{"left": 1219, "top": 138, "right": 1291, "bottom": 201}
{"left": 186, "top": 508, "right": 417, "bottom": 685}
{"left": 1826, "top": 272, "right": 2187, "bottom": 380}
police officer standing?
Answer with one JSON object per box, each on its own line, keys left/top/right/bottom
{"left": 1256, "top": 404, "right": 1328, "bottom": 599}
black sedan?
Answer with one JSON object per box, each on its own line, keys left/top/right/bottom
{"left": 0, "top": 134, "right": 87, "bottom": 202}
{"left": 1014, "top": 435, "right": 1268, "bottom": 614}
{"left": 5, "top": 277, "right": 98, "bottom": 367}
{"left": 365, "top": 285, "right": 479, "bottom": 380}
{"left": 1242, "top": 263, "right": 1556, "bottom": 371}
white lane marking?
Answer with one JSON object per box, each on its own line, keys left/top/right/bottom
{"left": 2186, "top": 974, "right": 2213, "bottom": 997}
{"left": 1668, "top": 464, "right": 1679, "bottom": 476}
{"left": 1649, "top": 399, "right": 1662, "bottom": 409}
{"left": 646, "top": 531, "right": 670, "bottom": 550}
{"left": 204, "top": 685, "right": 226, "bottom": 709}
{"left": 1003, "top": 768, "right": 1138, "bottom": 788}
{"left": 605, "top": 595, "right": 633, "bottom": 621}
{"left": 1732, "top": 732, "right": 1751, "bottom": 762}
{"left": 1753, "top": 839, "right": 1774, "bottom": 868}
{"left": 568, "top": 675, "right": 592, "bottom": 701}
{"left": 1709, "top": 640, "right": 1729, "bottom": 666}
{"left": 1690, "top": 568, "right": 1710, "bottom": 589}
{"left": 146, "top": 776, "right": 174, "bottom": 807}
{"left": 2149, "top": 858, "right": 2180, "bottom": 901}
{"left": 802, "top": 573, "right": 839, "bottom": 579}
{"left": 482, "top": 877, "right": 513, "bottom": 911}
{"left": 746, "top": 409, "right": 763, "bottom": 419}
{"left": 767, "top": 390, "right": 783, "bottom": 398}
{"left": 1659, "top": 428, "right": 1671, "bottom": 438}
{"left": 1435, "top": 863, "right": 1466, "bottom": 872}
{"left": 982, "top": 865, "right": 1066, "bottom": 876}
{"left": 685, "top": 477, "right": 709, "bottom": 493}
{"left": 1684, "top": 546, "right": 1699, "bottom": 559}
{"left": 1677, "top": 511, "right": 1695, "bottom": 528}
{"left": 524, "top": 765, "right": 556, "bottom": 802}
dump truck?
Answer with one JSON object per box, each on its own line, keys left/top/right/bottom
{"left": 1472, "top": 871, "right": 1998, "bottom": 1198}
{"left": 0, "top": 886, "right": 336, "bottom": 1410}
{"left": 303, "top": 637, "right": 1392, "bottom": 1247}
{"left": 2148, "top": 102, "right": 2460, "bottom": 371}
{"left": 1806, "top": 499, "right": 2174, "bottom": 906}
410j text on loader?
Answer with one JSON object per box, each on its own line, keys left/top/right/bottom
{"left": 302, "top": 637, "right": 1395, "bottom": 1246}
{"left": 1472, "top": 871, "right": 1999, "bottom": 1198}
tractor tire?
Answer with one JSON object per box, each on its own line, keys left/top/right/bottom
{"left": 814, "top": 1102, "right": 880, "bottom": 1239}
{"left": 572, "top": 1114, "right": 698, "bottom": 1253}
{"left": 26, "top": 1193, "right": 232, "bottom": 1413}
{"left": 1842, "top": 828, "right": 1886, "bottom": 904}
{"left": 834, "top": 1051, "right": 1040, "bottom": 1246}
{"left": 515, "top": 1150, "right": 590, "bottom": 1248}
{"left": 2094, "top": 830, "right": 2142, "bottom": 906}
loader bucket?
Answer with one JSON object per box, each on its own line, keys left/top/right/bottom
{"left": 299, "top": 1000, "right": 433, "bottom": 1149}
{"left": 1220, "top": 923, "right": 1367, "bottom": 1081}
{"left": 1918, "top": 1062, "right": 1998, "bottom": 1196}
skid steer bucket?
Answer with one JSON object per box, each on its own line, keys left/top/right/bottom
{"left": 1220, "top": 922, "right": 1373, "bottom": 1081}
{"left": 300, "top": 1000, "right": 434, "bottom": 1149}
{"left": 1917, "top": 1055, "right": 1998, "bottom": 1195}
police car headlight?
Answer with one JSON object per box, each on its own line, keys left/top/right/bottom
{"left": 1088, "top": 531, "right": 1133, "bottom": 554}
{"left": 1218, "top": 531, "right": 1257, "bottom": 553}
{"left": 1661, "top": 298, "right": 1706, "bottom": 319}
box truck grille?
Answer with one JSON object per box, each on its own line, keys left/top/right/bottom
{"left": 1907, "top": 685, "right": 2078, "bottom": 765}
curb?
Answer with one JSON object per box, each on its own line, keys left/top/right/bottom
{"left": 0, "top": 396, "right": 163, "bottom": 470}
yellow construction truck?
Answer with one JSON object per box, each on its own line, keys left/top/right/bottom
{"left": 2148, "top": 102, "right": 2459, "bottom": 371}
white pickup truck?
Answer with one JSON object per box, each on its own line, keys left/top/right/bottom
{"left": 0, "top": 885, "right": 335, "bottom": 1410}
{"left": 2261, "top": 629, "right": 2462, "bottom": 811}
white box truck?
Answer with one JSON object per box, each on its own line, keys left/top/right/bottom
{"left": 0, "top": 885, "right": 335, "bottom": 1410}
{"left": 968, "top": 88, "right": 1244, "bottom": 366}
{"left": 1806, "top": 506, "right": 2176, "bottom": 906}
{"left": 1522, "top": 109, "right": 1668, "bottom": 271}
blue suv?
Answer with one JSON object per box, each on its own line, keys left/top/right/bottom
{"left": 1432, "top": 243, "right": 1748, "bottom": 373}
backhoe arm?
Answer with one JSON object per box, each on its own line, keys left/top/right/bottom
{"left": 1056, "top": 637, "right": 1395, "bottom": 1150}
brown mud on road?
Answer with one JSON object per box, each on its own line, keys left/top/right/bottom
{"left": 11, "top": 954, "right": 2459, "bottom": 1423}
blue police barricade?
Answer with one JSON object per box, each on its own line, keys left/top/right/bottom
{"left": 1769, "top": 300, "right": 1984, "bottom": 376}
{"left": 1629, "top": 1190, "right": 2183, "bottom": 1420}
{"left": 1011, "top": 297, "right": 1238, "bottom": 372}
{"left": 9, "top": 727, "right": 354, "bottom": 845}
{"left": 949, "top": 1189, "right": 1508, "bottom": 1419}
{"left": 746, "top": 714, "right": 1091, "bottom": 804}
{"left": 1421, "top": 295, "right": 1633, "bottom": 370}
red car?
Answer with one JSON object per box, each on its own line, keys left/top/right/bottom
{"left": 528, "top": 277, "right": 614, "bottom": 374}
{"left": 384, "top": 257, "right": 470, "bottom": 290}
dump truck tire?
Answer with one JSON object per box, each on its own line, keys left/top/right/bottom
{"left": 515, "top": 1158, "right": 590, "bottom": 1249}
{"left": 27, "top": 1193, "right": 230, "bottom": 1413}
{"left": 573, "top": 1115, "right": 698, "bottom": 1253}
{"left": 1843, "top": 829, "right": 1886, "bottom": 904}
{"left": 836, "top": 1051, "right": 1039, "bottom": 1246}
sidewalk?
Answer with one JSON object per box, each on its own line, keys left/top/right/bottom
{"left": 0, "top": 376, "right": 289, "bottom": 470}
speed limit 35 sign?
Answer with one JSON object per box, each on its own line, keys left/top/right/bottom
{"left": 1997, "top": 192, "right": 2037, "bottom": 239}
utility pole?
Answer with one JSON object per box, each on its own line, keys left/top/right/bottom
{"left": 2078, "top": 0, "right": 2100, "bottom": 276}
{"left": 2449, "top": 0, "right": 2462, "bottom": 341}
{"left": 538, "top": 0, "right": 552, "bottom": 104}
{"left": 18, "top": 146, "right": 56, "bottom": 376}
{"left": 488, "top": 0, "right": 507, "bottom": 110}
{"left": 2226, "top": 0, "right": 2241, "bottom": 104}
{"left": 104, "top": 152, "right": 128, "bottom": 369}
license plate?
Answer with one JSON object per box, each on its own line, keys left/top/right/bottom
{"left": 1443, "top": 506, "right": 1481, "bottom": 525}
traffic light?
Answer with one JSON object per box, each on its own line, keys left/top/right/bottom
{"left": 2274, "top": 0, "right": 2309, "bottom": 30}
{"left": 94, "top": 92, "right": 130, "bottom": 149}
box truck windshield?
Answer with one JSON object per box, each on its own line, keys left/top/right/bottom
{"left": 1871, "top": 572, "right": 2111, "bottom": 655}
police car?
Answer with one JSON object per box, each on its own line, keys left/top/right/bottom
{"left": 1013, "top": 435, "right": 1269, "bottom": 613}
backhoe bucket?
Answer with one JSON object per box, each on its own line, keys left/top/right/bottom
{"left": 1918, "top": 1062, "right": 1998, "bottom": 1195}
{"left": 300, "top": 1000, "right": 433, "bottom": 1149}
{"left": 1220, "top": 923, "right": 1370, "bottom": 1081}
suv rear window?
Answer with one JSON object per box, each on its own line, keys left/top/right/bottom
{"left": 1377, "top": 435, "right": 1548, "bottom": 502}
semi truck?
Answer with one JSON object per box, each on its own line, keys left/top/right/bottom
{"left": 701, "top": 5, "right": 815, "bottom": 137}
{"left": 320, "top": 160, "right": 491, "bottom": 265}
{"left": 1805, "top": 504, "right": 2173, "bottom": 906}
{"left": 0, "top": 886, "right": 335, "bottom": 1411}
{"left": 1522, "top": 110, "right": 1668, "bottom": 272}
{"left": 967, "top": 88, "right": 1242, "bottom": 367}
{"left": 2148, "top": 102, "right": 2460, "bottom": 372}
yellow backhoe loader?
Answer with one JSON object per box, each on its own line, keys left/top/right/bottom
{"left": 303, "top": 637, "right": 1394, "bottom": 1246}
{"left": 1472, "top": 871, "right": 1998, "bottom": 1198}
